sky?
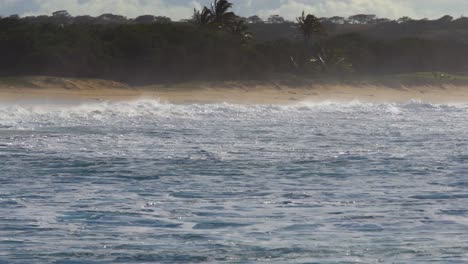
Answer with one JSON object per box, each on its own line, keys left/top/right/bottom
{"left": 1, "top": 0, "right": 467, "bottom": 21}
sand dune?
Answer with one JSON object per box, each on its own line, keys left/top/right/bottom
{"left": 1, "top": 76, "right": 468, "bottom": 104}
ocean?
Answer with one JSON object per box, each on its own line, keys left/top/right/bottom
{"left": 1, "top": 99, "right": 467, "bottom": 263}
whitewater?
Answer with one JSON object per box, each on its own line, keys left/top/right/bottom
{"left": 1, "top": 99, "right": 468, "bottom": 263}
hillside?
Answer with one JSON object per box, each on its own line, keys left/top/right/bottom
{"left": 1, "top": 6, "right": 468, "bottom": 84}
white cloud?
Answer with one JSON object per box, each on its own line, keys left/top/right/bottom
{"left": 1, "top": 0, "right": 19, "bottom": 4}
{"left": 256, "top": 0, "right": 417, "bottom": 20}
{"left": 25, "top": 0, "right": 202, "bottom": 20}
{"left": 404, "top": 0, "right": 468, "bottom": 19}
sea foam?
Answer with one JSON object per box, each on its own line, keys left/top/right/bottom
{"left": 0, "top": 98, "right": 467, "bottom": 130}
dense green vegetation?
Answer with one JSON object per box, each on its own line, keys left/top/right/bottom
{"left": 1, "top": 0, "right": 467, "bottom": 84}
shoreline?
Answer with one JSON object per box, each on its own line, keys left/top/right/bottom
{"left": 1, "top": 76, "right": 468, "bottom": 104}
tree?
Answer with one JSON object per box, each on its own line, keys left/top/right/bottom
{"left": 296, "top": 12, "right": 325, "bottom": 48}
{"left": 348, "top": 14, "right": 376, "bottom": 24}
{"left": 375, "top": 18, "right": 392, "bottom": 24}
{"left": 312, "top": 46, "right": 352, "bottom": 73}
{"left": 134, "top": 15, "right": 156, "bottom": 24}
{"left": 53, "top": 10, "right": 71, "bottom": 18}
{"left": 228, "top": 18, "right": 252, "bottom": 42}
{"left": 329, "top": 16, "right": 345, "bottom": 24}
{"left": 209, "top": 0, "right": 236, "bottom": 28}
{"left": 27, "top": 15, "right": 50, "bottom": 24}
{"left": 155, "top": 16, "right": 172, "bottom": 24}
{"left": 267, "top": 15, "right": 285, "bottom": 24}
{"left": 397, "top": 16, "right": 413, "bottom": 24}
{"left": 437, "top": 15, "right": 454, "bottom": 24}
{"left": 192, "top": 0, "right": 236, "bottom": 28}
{"left": 74, "top": 15, "right": 95, "bottom": 24}
{"left": 97, "top": 13, "right": 128, "bottom": 24}
{"left": 453, "top": 16, "right": 468, "bottom": 27}
{"left": 247, "top": 15, "right": 263, "bottom": 24}
{"left": 192, "top": 7, "right": 213, "bottom": 25}
{"left": 294, "top": 12, "right": 352, "bottom": 74}
{"left": 191, "top": 0, "right": 249, "bottom": 41}
{"left": 135, "top": 15, "right": 171, "bottom": 24}
{"left": 52, "top": 10, "right": 72, "bottom": 25}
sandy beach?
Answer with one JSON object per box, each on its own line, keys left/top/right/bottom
{"left": 1, "top": 76, "right": 468, "bottom": 104}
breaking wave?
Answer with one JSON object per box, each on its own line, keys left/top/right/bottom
{"left": 1, "top": 98, "right": 467, "bottom": 130}
{"left": 2, "top": 96, "right": 468, "bottom": 263}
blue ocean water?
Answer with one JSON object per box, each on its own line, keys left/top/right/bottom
{"left": 1, "top": 99, "right": 468, "bottom": 263}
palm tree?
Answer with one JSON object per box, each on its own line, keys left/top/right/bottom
{"left": 296, "top": 11, "right": 325, "bottom": 48}
{"left": 295, "top": 11, "right": 351, "bottom": 73}
{"left": 313, "top": 46, "right": 352, "bottom": 73}
{"left": 192, "top": 0, "right": 248, "bottom": 40}
{"left": 210, "top": 0, "right": 236, "bottom": 28}
{"left": 192, "top": 1, "right": 236, "bottom": 29}
{"left": 192, "top": 7, "right": 213, "bottom": 25}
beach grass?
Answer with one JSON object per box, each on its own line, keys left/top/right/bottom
{"left": 363, "top": 72, "right": 468, "bottom": 87}
{"left": 0, "top": 76, "right": 37, "bottom": 88}
{"left": 1, "top": 72, "right": 468, "bottom": 91}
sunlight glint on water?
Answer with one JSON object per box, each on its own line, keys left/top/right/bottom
{"left": 1, "top": 99, "right": 468, "bottom": 263}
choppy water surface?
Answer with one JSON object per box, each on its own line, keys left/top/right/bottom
{"left": 1, "top": 99, "right": 468, "bottom": 263}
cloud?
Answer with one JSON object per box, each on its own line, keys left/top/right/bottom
{"left": 403, "top": 0, "right": 468, "bottom": 19}
{"left": 256, "top": 0, "right": 417, "bottom": 20}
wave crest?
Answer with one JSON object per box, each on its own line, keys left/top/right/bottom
{"left": 0, "top": 99, "right": 466, "bottom": 129}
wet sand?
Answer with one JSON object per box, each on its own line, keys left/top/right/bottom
{"left": 1, "top": 76, "right": 468, "bottom": 104}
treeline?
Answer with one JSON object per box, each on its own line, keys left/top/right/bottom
{"left": 7, "top": 10, "right": 173, "bottom": 25}
{"left": 8, "top": 10, "right": 468, "bottom": 27}
{"left": 1, "top": 0, "right": 468, "bottom": 84}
